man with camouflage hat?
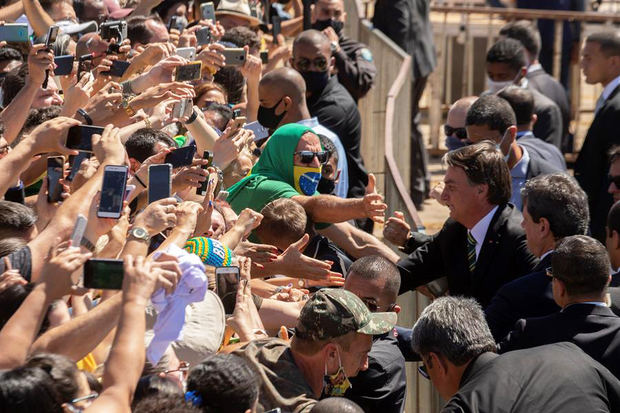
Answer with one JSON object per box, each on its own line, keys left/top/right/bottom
{"left": 234, "top": 288, "right": 397, "bottom": 413}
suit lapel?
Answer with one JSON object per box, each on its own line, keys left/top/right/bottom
{"left": 471, "top": 205, "right": 505, "bottom": 283}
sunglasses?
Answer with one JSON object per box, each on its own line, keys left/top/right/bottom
{"left": 418, "top": 364, "right": 430, "bottom": 380}
{"left": 295, "top": 151, "right": 329, "bottom": 165}
{"left": 609, "top": 174, "right": 620, "bottom": 189}
{"left": 293, "top": 57, "right": 328, "bottom": 72}
{"left": 444, "top": 125, "right": 468, "bottom": 140}
{"left": 360, "top": 297, "right": 396, "bottom": 313}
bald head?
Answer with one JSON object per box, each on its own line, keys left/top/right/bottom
{"left": 76, "top": 33, "right": 107, "bottom": 58}
{"left": 447, "top": 96, "right": 478, "bottom": 130}
{"left": 260, "top": 67, "right": 306, "bottom": 103}
{"left": 293, "top": 29, "right": 331, "bottom": 56}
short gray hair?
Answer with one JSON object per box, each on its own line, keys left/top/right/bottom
{"left": 412, "top": 297, "right": 496, "bottom": 365}
{"left": 521, "top": 173, "right": 589, "bottom": 239}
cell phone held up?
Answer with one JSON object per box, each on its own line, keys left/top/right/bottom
{"left": 216, "top": 266, "right": 240, "bottom": 316}
{"left": 195, "top": 27, "right": 212, "bottom": 46}
{"left": 65, "top": 125, "right": 104, "bottom": 153}
{"left": 0, "top": 24, "right": 29, "bottom": 43}
{"left": 164, "top": 145, "right": 196, "bottom": 169}
{"left": 47, "top": 156, "right": 64, "bottom": 203}
{"left": 175, "top": 61, "right": 202, "bottom": 82}
{"left": 200, "top": 2, "right": 215, "bottom": 21}
{"left": 97, "top": 165, "right": 128, "bottom": 219}
{"left": 83, "top": 258, "right": 124, "bottom": 290}
{"left": 54, "top": 55, "right": 75, "bottom": 76}
{"left": 148, "top": 163, "right": 172, "bottom": 204}
{"left": 103, "top": 60, "right": 130, "bottom": 77}
{"left": 197, "top": 150, "right": 213, "bottom": 195}
{"left": 222, "top": 48, "right": 247, "bottom": 67}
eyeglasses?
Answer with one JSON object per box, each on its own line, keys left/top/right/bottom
{"left": 164, "top": 361, "right": 190, "bottom": 376}
{"left": 360, "top": 297, "right": 396, "bottom": 313}
{"left": 65, "top": 392, "right": 99, "bottom": 412}
{"left": 609, "top": 174, "right": 620, "bottom": 189}
{"left": 295, "top": 151, "right": 329, "bottom": 165}
{"left": 545, "top": 267, "right": 562, "bottom": 281}
{"left": 418, "top": 364, "right": 430, "bottom": 380}
{"left": 293, "top": 57, "right": 328, "bottom": 72}
{"left": 444, "top": 125, "right": 468, "bottom": 140}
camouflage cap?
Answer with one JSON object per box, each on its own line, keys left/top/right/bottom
{"left": 295, "top": 288, "right": 397, "bottom": 341}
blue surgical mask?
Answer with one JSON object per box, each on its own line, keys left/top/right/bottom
{"left": 445, "top": 135, "right": 469, "bottom": 151}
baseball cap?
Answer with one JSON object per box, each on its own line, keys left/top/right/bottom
{"left": 296, "top": 288, "right": 397, "bottom": 341}
{"left": 104, "top": 0, "right": 134, "bottom": 19}
{"left": 56, "top": 20, "right": 98, "bottom": 36}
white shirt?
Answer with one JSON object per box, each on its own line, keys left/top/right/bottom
{"left": 510, "top": 145, "right": 530, "bottom": 211}
{"left": 527, "top": 63, "right": 543, "bottom": 74}
{"left": 469, "top": 205, "right": 499, "bottom": 259}
{"left": 602, "top": 74, "right": 620, "bottom": 102}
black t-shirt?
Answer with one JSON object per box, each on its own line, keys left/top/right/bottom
{"left": 303, "top": 234, "right": 352, "bottom": 277}
{"left": 0, "top": 246, "right": 33, "bottom": 281}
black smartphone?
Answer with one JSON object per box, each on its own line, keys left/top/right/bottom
{"left": 196, "top": 150, "right": 213, "bottom": 195}
{"left": 175, "top": 61, "right": 202, "bottom": 81}
{"left": 99, "top": 20, "right": 127, "bottom": 42}
{"left": 195, "top": 27, "right": 212, "bottom": 46}
{"left": 67, "top": 151, "right": 91, "bottom": 182}
{"left": 97, "top": 165, "right": 128, "bottom": 219}
{"left": 83, "top": 258, "right": 124, "bottom": 290}
{"left": 103, "top": 60, "right": 130, "bottom": 77}
{"left": 47, "top": 156, "right": 64, "bottom": 203}
{"left": 77, "top": 54, "right": 93, "bottom": 81}
{"left": 272, "top": 16, "right": 281, "bottom": 45}
{"left": 260, "top": 50, "right": 268, "bottom": 64}
{"left": 54, "top": 55, "right": 75, "bottom": 76}
{"left": 45, "top": 25, "right": 59, "bottom": 49}
{"left": 216, "top": 266, "right": 240, "bottom": 315}
{"left": 222, "top": 48, "right": 246, "bottom": 67}
{"left": 164, "top": 145, "right": 196, "bottom": 169}
{"left": 66, "top": 125, "right": 104, "bottom": 153}
{"left": 168, "top": 15, "right": 178, "bottom": 32}
{"left": 148, "top": 163, "right": 172, "bottom": 204}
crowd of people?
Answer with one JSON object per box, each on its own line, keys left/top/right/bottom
{"left": 0, "top": 0, "right": 619, "bottom": 412}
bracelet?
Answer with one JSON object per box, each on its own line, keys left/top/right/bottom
{"left": 77, "top": 108, "right": 93, "bottom": 125}
{"left": 133, "top": 173, "right": 147, "bottom": 188}
{"left": 121, "top": 79, "right": 135, "bottom": 95}
{"left": 186, "top": 108, "right": 198, "bottom": 125}
{"left": 144, "top": 117, "right": 152, "bottom": 129}
{"left": 80, "top": 236, "right": 95, "bottom": 252}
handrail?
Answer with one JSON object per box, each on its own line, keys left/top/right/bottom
{"left": 384, "top": 54, "right": 424, "bottom": 228}
{"left": 430, "top": 5, "right": 620, "bottom": 22}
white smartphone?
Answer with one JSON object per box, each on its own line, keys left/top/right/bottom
{"left": 176, "top": 47, "right": 196, "bottom": 61}
{"left": 172, "top": 98, "right": 193, "bottom": 119}
{"left": 70, "top": 214, "right": 88, "bottom": 247}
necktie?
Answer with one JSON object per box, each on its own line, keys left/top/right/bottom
{"left": 595, "top": 94, "right": 606, "bottom": 116}
{"left": 467, "top": 231, "right": 477, "bottom": 273}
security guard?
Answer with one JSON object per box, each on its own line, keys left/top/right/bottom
{"left": 311, "top": 0, "right": 376, "bottom": 102}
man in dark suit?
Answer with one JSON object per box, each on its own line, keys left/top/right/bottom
{"left": 411, "top": 296, "right": 620, "bottom": 412}
{"left": 372, "top": 0, "right": 436, "bottom": 208}
{"left": 605, "top": 201, "right": 620, "bottom": 315}
{"left": 484, "top": 173, "right": 589, "bottom": 340}
{"left": 499, "top": 20, "right": 571, "bottom": 151}
{"left": 397, "top": 140, "right": 538, "bottom": 307}
{"left": 499, "top": 235, "right": 620, "bottom": 378}
{"left": 575, "top": 31, "right": 620, "bottom": 242}
{"left": 485, "top": 38, "right": 563, "bottom": 149}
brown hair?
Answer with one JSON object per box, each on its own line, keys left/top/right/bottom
{"left": 256, "top": 198, "right": 307, "bottom": 245}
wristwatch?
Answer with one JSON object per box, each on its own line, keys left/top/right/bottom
{"left": 76, "top": 108, "right": 93, "bottom": 125}
{"left": 121, "top": 95, "right": 136, "bottom": 117}
{"left": 128, "top": 227, "right": 151, "bottom": 244}
{"left": 80, "top": 236, "right": 96, "bottom": 252}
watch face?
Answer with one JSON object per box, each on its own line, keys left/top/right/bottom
{"left": 132, "top": 227, "right": 147, "bottom": 238}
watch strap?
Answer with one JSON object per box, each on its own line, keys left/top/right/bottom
{"left": 80, "top": 236, "right": 96, "bottom": 252}
{"left": 77, "top": 108, "right": 93, "bottom": 125}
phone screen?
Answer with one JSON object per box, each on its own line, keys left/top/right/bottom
{"left": 66, "top": 125, "right": 104, "bottom": 152}
{"left": 67, "top": 151, "right": 91, "bottom": 182}
{"left": 216, "top": 266, "right": 240, "bottom": 315}
{"left": 164, "top": 145, "right": 196, "bottom": 169}
{"left": 105, "top": 60, "right": 130, "bottom": 77}
{"left": 200, "top": 2, "right": 215, "bottom": 21}
{"left": 47, "top": 156, "right": 64, "bottom": 203}
{"left": 148, "top": 164, "right": 172, "bottom": 203}
{"left": 83, "top": 259, "right": 124, "bottom": 290}
{"left": 272, "top": 16, "right": 281, "bottom": 44}
{"left": 98, "top": 166, "right": 128, "bottom": 218}
{"left": 175, "top": 62, "right": 202, "bottom": 82}
{"left": 46, "top": 26, "right": 59, "bottom": 48}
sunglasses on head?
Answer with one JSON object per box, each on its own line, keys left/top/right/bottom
{"left": 444, "top": 125, "right": 468, "bottom": 140}
{"left": 609, "top": 174, "right": 620, "bottom": 189}
{"left": 293, "top": 57, "right": 328, "bottom": 72}
{"left": 295, "top": 150, "right": 329, "bottom": 165}
{"left": 418, "top": 364, "right": 430, "bottom": 380}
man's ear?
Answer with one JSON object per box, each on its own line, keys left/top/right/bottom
{"left": 613, "top": 229, "right": 620, "bottom": 249}
{"left": 530, "top": 114, "right": 538, "bottom": 127}
{"left": 539, "top": 217, "right": 551, "bottom": 238}
{"left": 507, "top": 125, "right": 517, "bottom": 143}
{"left": 129, "top": 158, "right": 140, "bottom": 174}
{"left": 429, "top": 352, "right": 448, "bottom": 376}
{"left": 329, "top": 56, "right": 335, "bottom": 71}
{"left": 343, "top": 11, "right": 348, "bottom": 22}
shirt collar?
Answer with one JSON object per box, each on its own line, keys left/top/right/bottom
{"left": 516, "top": 131, "right": 533, "bottom": 139}
{"left": 539, "top": 249, "right": 554, "bottom": 261}
{"left": 511, "top": 145, "right": 529, "bottom": 179}
{"left": 469, "top": 205, "right": 499, "bottom": 246}
{"left": 297, "top": 117, "right": 320, "bottom": 128}
{"left": 602, "top": 74, "right": 620, "bottom": 101}
{"left": 527, "top": 63, "right": 542, "bottom": 73}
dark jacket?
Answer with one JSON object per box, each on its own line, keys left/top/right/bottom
{"left": 484, "top": 253, "right": 559, "bottom": 341}
{"left": 518, "top": 133, "right": 567, "bottom": 179}
{"left": 499, "top": 303, "right": 620, "bottom": 378}
{"left": 397, "top": 203, "right": 539, "bottom": 307}
{"left": 443, "top": 343, "right": 620, "bottom": 412}
{"left": 527, "top": 66, "right": 570, "bottom": 147}
{"left": 372, "top": 0, "right": 436, "bottom": 80}
{"left": 335, "top": 34, "right": 376, "bottom": 101}
{"left": 530, "top": 88, "right": 564, "bottom": 149}
{"left": 575, "top": 84, "right": 620, "bottom": 242}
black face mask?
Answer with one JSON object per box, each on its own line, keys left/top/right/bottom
{"left": 312, "top": 18, "right": 344, "bottom": 36}
{"left": 317, "top": 176, "right": 336, "bottom": 194}
{"left": 301, "top": 70, "right": 330, "bottom": 93}
{"left": 257, "top": 98, "right": 286, "bottom": 131}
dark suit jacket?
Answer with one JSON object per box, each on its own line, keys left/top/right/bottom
{"left": 443, "top": 343, "right": 620, "bottom": 412}
{"left": 518, "top": 133, "right": 567, "bottom": 179}
{"left": 527, "top": 67, "right": 570, "bottom": 146}
{"left": 372, "top": 0, "right": 436, "bottom": 80}
{"left": 530, "top": 88, "right": 564, "bottom": 149}
{"left": 397, "top": 203, "right": 538, "bottom": 307}
{"left": 499, "top": 303, "right": 620, "bottom": 378}
{"left": 575, "top": 84, "right": 620, "bottom": 242}
{"left": 484, "top": 253, "right": 560, "bottom": 341}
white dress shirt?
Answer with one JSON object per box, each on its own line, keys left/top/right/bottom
{"left": 469, "top": 205, "right": 499, "bottom": 259}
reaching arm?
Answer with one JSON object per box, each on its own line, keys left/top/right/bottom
{"left": 0, "top": 1, "right": 25, "bottom": 22}
{"left": 22, "top": 0, "right": 55, "bottom": 37}
{"left": 317, "top": 221, "right": 400, "bottom": 263}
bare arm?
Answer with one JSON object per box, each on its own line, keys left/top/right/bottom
{"left": 22, "top": 0, "right": 54, "bottom": 37}
{"left": 317, "top": 221, "right": 400, "bottom": 263}
{"left": 185, "top": 108, "right": 219, "bottom": 156}
{"left": 0, "top": 1, "right": 25, "bottom": 22}
{"left": 292, "top": 193, "right": 385, "bottom": 224}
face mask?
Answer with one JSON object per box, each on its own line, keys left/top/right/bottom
{"left": 486, "top": 78, "right": 513, "bottom": 93}
{"left": 445, "top": 135, "right": 469, "bottom": 151}
{"left": 301, "top": 70, "right": 330, "bottom": 93}
{"left": 317, "top": 176, "right": 336, "bottom": 194}
{"left": 312, "top": 18, "right": 344, "bottom": 35}
{"left": 257, "top": 98, "right": 286, "bottom": 130}
{"left": 323, "top": 349, "right": 352, "bottom": 397}
{"left": 294, "top": 165, "right": 322, "bottom": 195}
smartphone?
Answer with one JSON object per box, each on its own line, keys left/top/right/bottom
{"left": 67, "top": 151, "right": 91, "bottom": 181}
{"left": 103, "top": 60, "right": 130, "bottom": 77}
{"left": 83, "top": 258, "right": 124, "bottom": 290}
{"left": 265, "top": 409, "right": 282, "bottom": 413}
{"left": 98, "top": 165, "right": 128, "bottom": 219}
{"left": 233, "top": 116, "right": 246, "bottom": 130}
{"left": 171, "top": 97, "right": 193, "bottom": 119}
{"left": 175, "top": 61, "right": 202, "bottom": 82}
{"left": 260, "top": 50, "right": 269, "bottom": 64}
{"left": 216, "top": 266, "right": 240, "bottom": 315}
{"left": 195, "top": 27, "right": 212, "bottom": 46}
{"left": 148, "top": 163, "right": 172, "bottom": 204}
{"left": 272, "top": 16, "right": 281, "bottom": 45}
{"left": 124, "top": 184, "right": 136, "bottom": 201}
{"left": 45, "top": 25, "right": 59, "bottom": 49}
{"left": 77, "top": 54, "right": 93, "bottom": 81}
{"left": 66, "top": 125, "right": 104, "bottom": 153}
{"left": 216, "top": 190, "right": 229, "bottom": 201}
{"left": 47, "top": 156, "right": 64, "bottom": 203}
{"left": 214, "top": 168, "right": 224, "bottom": 197}
{"left": 168, "top": 15, "right": 179, "bottom": 32}
{"left": 200, "top": 2, "right": 215, "bottom": 21}
{"left": 54, "top": 55, "right": 75, "bottom": 76}
{"left": 197, "top": 150, "right": 213, "bottom": 195}
{"left": 0, "top": 24, "right": 29, "bottom": 43}
{"left": 176, "top": 47, "right": 196, "bottom": 61}
{"left": 164, "top": 145, "right": 196, "bottom": 169}
{"left": 222, "top": 48, "right": 246, "bottom": 67}
{"left": 100, "top": 20, "right": 127, "bottom": 42}
{"left": 71, "top": 214, "right": 88, "bottom": 247}
{"left": 244, "top": 121, "right": 269, "bottom": 141}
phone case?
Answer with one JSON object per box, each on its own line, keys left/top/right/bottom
{"left": 200, "top": 2, "right": 215, "bottom": 21}
{"left": 195, "top": 27, "right": 212, "bottom": 46}
{"left": 54, "top": 55, "right": 75, "bottom": 76}
{"left": 0, "top": 24, "right": 29, "bottom": 43}
{"left": 176, "top": 47, "right": 196, "bottom": 61}
{"left": 222, "top": 48, "right": 246, "bottom": 67}
{"left": 104, "top": 60, "right": 130, "bottom": 77}
{"left": 175, "top": 62, "right": 202, "bottom": 81}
